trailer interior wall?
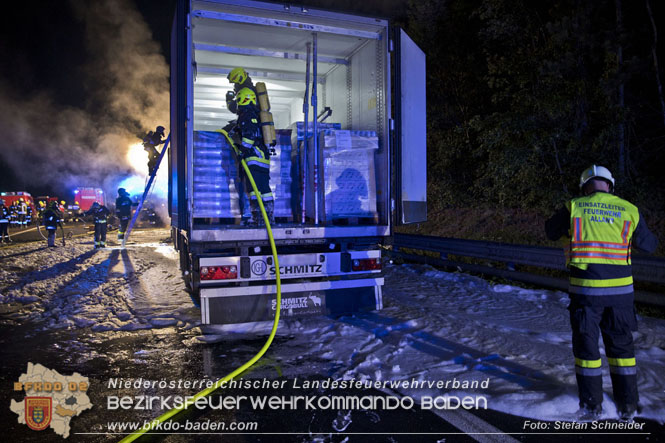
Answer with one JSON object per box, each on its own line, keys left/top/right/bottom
{"left": 188, "top": 0, "right": 390, "bottom": 235}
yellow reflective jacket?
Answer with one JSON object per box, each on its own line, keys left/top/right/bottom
{"left": 566, "top": 192, "right": 639, "bottom": 267}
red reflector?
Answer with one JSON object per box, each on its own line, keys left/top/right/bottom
{"left": 351, "top": 258, "right": 381, "bottom": 271}
{"left": 200, "top": 265, "right": 238, "bottom": 280}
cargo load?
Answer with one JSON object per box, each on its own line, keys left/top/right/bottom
{"left": 192, "top": 130, "right": 293, "bottom": 222}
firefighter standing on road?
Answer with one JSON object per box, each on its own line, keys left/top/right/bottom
{"left": 43, "top": 201, "right": 63, "bottom": 248}
{"left": 116, "top": 188, "right": 135, "bottom": 240}
{"left": 142, "top": 126, "right": 166, "bottom": 175}
{"left": 9, "top": 202, "right": 18, "bottom": 227}
{"left": 17, "top": 198, "right": 27, "bottom": 228}
{"left": 231, "top": 87, "right": 274, "bottom": 226}
{"left": 545, "top": 165, "right": 658, "bottom": 420}
{"left": 85, "top": 202, "right": 110, "bottom": 248}
{"left": 26, "top": 204, "right": 33, "bottom": 226}
{"left": 0, "top": 200, "right": 10, "bottom": 243}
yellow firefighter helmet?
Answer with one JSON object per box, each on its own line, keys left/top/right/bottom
{"left": 236, "top": 88, "right": 256, "bottom": 106}
{"left": 227, "top": 67, "right": 248, "bottom": 84}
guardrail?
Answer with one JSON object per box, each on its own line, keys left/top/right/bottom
{"left": 392, "top": 233, "right": 665, "bottom": 306}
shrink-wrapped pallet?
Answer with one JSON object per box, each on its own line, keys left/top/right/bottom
{"left": 306, "top": 129, "right": 379, "bottom": 222}
{"left": 192, "top": 131, "right": 248, "bottom": 219}
{"left": 192, "top": 130, "right": 294, "bottom": 222}
{"left": 269, "top": 130, "right": 294, "bottom": 219}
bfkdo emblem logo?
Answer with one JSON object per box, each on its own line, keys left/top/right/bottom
{"left": 25, "top": 397, "right": 52, "bottom": 431}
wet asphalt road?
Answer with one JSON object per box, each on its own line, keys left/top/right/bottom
{"left": 2, "top": 223, "right": 99, "bottom": 246}
{"left": 2, "top": 317, "right": 660, "bottom": 443}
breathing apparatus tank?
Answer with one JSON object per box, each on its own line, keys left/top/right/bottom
{"left": 255, "top": 82, "right": 276, "bottom": 146}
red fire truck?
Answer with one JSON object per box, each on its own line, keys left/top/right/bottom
{"left": 74, "top": 187, "right": 105, "bottom": 212}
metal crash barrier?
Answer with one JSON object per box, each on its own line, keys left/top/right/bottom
{"left": 392, "top": 233, "right": 665, "bottom": 307}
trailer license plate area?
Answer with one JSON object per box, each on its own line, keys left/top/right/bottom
{"left": 250, "top": 254, "right": 323, "bottom": 279}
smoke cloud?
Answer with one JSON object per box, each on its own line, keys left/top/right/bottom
{"left": 0, "top": 0, "right": 169, "bottom": 201}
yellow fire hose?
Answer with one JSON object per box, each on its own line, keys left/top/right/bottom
{"left": 120, "top": 130, "right": 281, "bottom": 442}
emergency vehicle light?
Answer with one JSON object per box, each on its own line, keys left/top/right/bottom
{"left": 200, "top": 265, "right": 238, "bottom": 280}
{"left": 351, "top": 258, "right": 381, "bottom": 271}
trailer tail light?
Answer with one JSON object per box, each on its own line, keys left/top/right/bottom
{"left": 200, "top": 265, "right": 238, "bottom": 280}
{"left": 351, "top": 258, "right": 381, "bottom": 271}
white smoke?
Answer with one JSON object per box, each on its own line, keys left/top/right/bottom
{"left": 0, "top": 0, "right": 169, "bottom": 201}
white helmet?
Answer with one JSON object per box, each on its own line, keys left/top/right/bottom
{"left": 579, "top": 165, "right": 614, "bottom": 189}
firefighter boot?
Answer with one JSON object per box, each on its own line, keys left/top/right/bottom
{"left": 255, "top": 200, "right": 272, "bottom": 228}
{"left": 264, "top": 200, "right": 275, "bottom": 225}
{"left": 245, "top": 200, "right": 259, "bottom": 227}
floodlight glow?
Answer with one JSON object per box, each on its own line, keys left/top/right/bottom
{"left": 127, "top": 143, "right": 149, "bottom": 174}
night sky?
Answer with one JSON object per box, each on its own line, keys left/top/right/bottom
{"left": 0, "top": 1, "right": 175, "bottom": 107}
{"left": 0, "top": 0, "right": 177, "bottom": 197}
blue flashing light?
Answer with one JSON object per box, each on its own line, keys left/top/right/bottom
{"left": 117, "top": 176, "right": 146, "bottom": 197}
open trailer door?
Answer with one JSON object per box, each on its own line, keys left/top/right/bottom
{"left": 394, "top": 27, "right": 427, "bottom": 225}
{"left": 170, "top": 0, "right": 191, "bottom": 231}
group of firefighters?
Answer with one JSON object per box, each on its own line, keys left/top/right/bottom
{"left": 4, "top": 191, "right": 129, "bottom": 249}
{"left": 0, "top": 198, "right": 34, "bottom": 231}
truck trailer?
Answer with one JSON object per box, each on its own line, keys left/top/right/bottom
{"left": 170, "top": 0, "right": 427, "bottom": 326}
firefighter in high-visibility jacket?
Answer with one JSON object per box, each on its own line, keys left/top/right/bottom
{"left": 232, "top": 87, "right": 274, "bottom": 226}
{"left": 546, "top": 165, "right": 658, "bottom": 420}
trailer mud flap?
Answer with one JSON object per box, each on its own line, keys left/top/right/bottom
{"left": 201, "top": 279, "right": 383, "bottom": 325}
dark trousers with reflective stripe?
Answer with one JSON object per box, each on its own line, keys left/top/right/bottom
{"left": 47, "top": 228, "right": 56, "bottom": 247}
{"left": 245, "top": 165, "right": 272, "bottom": 201}
{"left": 118, "top": 216, "right": 129, "bottom": 237}
{"left": 569, "top": 303, "right": 637, "bottom": 409}
{"left": 94, "top": 222, "right": 107, "bottom": 246}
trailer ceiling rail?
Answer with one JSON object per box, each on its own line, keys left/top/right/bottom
{"left": 392, "top": 233, "right": 665, "bottom": 306}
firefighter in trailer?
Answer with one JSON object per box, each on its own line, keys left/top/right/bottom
{"left": 545, "top": 165, "right": 658, "bottom": 420}
{"left": 43, "top": 201, "right": 63, "bottom": 248}
{"left": 0, "top": 200, "right": 10, "bottom": 243}
{"left": 231, "top": 87, "right": 274, "bottom": 226}
{"left": 85, "top": 202, "right": 110, "bottom": 248}
{"left": 116, "top": 188, "right": 135, "bottom": 240}
{"left": 142, "top": 126, "right": 166, "bottom": 175}
{"left": 226, "top": 67, "right": 256, "bottom": 115}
